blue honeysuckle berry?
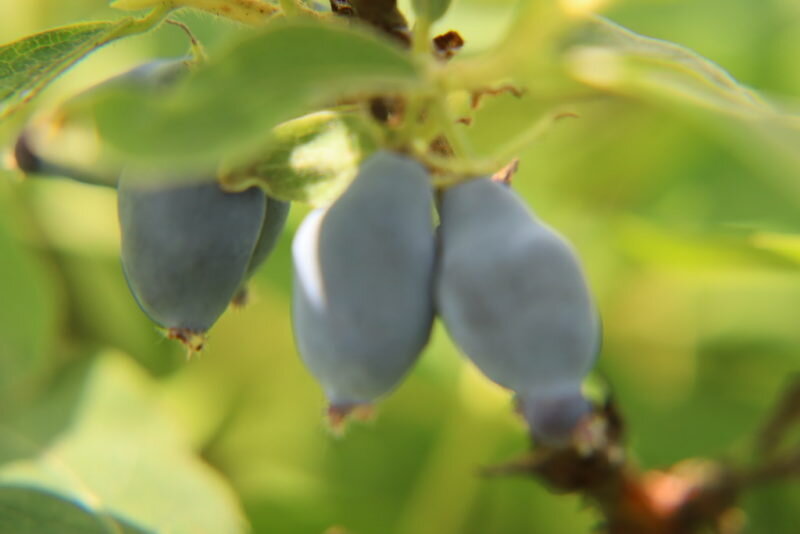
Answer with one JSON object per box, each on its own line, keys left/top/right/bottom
{"left": 436, "top": 177, "right": 600, "bottom": 446}
{"left": 118, "top": 175, "right": 266, "bottom": 351}
{"left": 245, "top": 196, "right": 291, "bottom": 278}
{"left": 292, "top": 150, "right": 436, "bottom": 424}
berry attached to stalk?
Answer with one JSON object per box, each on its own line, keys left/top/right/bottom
{"left": 436, "top": 177, "right": 600, "bottom": 446}
{"left": 118, "top": 175, "right": 267, "bottom": 353}
{"left": 292, "top": 150, "right": 436, "bottom": 426}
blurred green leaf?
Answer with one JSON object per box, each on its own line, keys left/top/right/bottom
{"left": 0, "top": 187, "right": 58, "bottom": 402}
{"left": 412, "top": 0, "right": 452, "bottom": 23}
{"left": 440, "top": 0, "right": 573, "bottom": 91}
{"left": 560, "top": 16, "right": 800, "bottom": 196}
{"left": 0, "top": 485, "right": 152, "bottom": 534}
{"left": 16, "top": 57, "right": 195, "bottom": 187}
{"left": 564, "top": 16, "right": 770, "bottom": 118}
{"left": 92, "top": 18, "right": 420, "bottom": 168}
{"left": 0, "top": 21, "right": 131, "bottom": 119}
{"left": 750, "top": 232, "right": 800, "bottom": 265}
{"left": 0, "top": 353, "right": 248, "bottom": 534}
{"left": 614, "top": 216, "right": 797, "bottom": 272}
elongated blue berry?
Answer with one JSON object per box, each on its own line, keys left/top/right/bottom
{"left": 292, "top": 151, "right": 435, "bottom": 422}
{"left": 232, "top": 195, "right": 291, "bottom": 307}
{"left": 246, "top": 196, "right": 290, "bottom": 277}
{"left": 436, "top": 177, "right": 600, "bottom": 445}
{"left": 118, "top": 174, "right": 265, "bottom": 350}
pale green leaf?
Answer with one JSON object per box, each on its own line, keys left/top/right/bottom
{"left": 440, "top": 0, "right": 572, "bottom": 91}
{"left": 561, "top": 17, "right": 800, "bottom": 194}
{"left": 564, "top": 16, "right": 771, "bottom": 118}
{"left": 0, "top": 21, "right": 132, "bottom": 119}
{"left": 0, "top": 353, "right": 248, "bottom": 534}
{"left": 92, "top": 18, "right": 420, "bottom": 167}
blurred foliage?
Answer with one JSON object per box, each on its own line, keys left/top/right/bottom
{"left": 0, "top": 1, "right": 799, "bottom": 533}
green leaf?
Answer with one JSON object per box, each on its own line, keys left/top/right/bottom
{"left": 412, "top": 0, "right": 452, "bottom": 24}
{"left": 0, "top": 353, "right": 248, "bottom": 534}
{"left": 0, "top": 485, "right": 151, "bottom": 534}
{"left": 220, "top": 110, "right": 377, "bottom": 206}
{"left": 561, "top": 16, "right": 800, "bottom": 193}
{"left": 16, "top": 57, "right": 195, "bottom": 186}
{"left": 0, "top": 21, "right": 132, "bottom": 119}
{"left": 92, "top": 18, "right": 420, "bottom": 168}
{"left": 563, "top": 16, "right": 771, "bottom": 118}
{"left": 0, "top": 182, "right": 59, "bottom": 402}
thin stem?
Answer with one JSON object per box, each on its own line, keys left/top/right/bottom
{"left": 166, "top": 19, "right": 208, "bottom": 63}
{"left": 113, "top": 4, "right": 174, "bottom": 39}
{"left": 423, "top": 106, "right": 581, "bottom": 186}
{"left": 431, "top": 93, "right": 471, "bottom": 159}
{"left": 412, "top": 16, "right": 432, "bottom": 56}
{"left": 395, "top": 14, "right": 435, "bottom": 148}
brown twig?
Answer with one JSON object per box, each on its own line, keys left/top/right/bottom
{"left": 485, "top": 378, "right": 800, "bottom": 534}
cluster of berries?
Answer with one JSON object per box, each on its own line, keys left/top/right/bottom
{"left": 292, "top": 151, "right": 600, "bottom": 445}
{"left": 14, "top": 61, "right": 600, "bottom": 446}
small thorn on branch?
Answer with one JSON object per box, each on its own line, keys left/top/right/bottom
{"left": 491, "top": 158, "right": 520, "bottom": 186}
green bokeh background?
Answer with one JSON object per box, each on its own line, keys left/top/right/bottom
{"left": 1, "top": 1, "right": 799, "bottom": 533}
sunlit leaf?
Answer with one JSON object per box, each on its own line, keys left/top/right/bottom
{"left": 0, "top": 21, "right": 133, "bottom": 119}
{"left": 220, "top": 110, "right": 377, "bottom": 206}
{"left": 0, "top": 353, "right": 248, "bottom": 534}
{"left": 92, "top": 18, "right": 420, "bottom": 168}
